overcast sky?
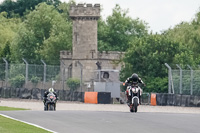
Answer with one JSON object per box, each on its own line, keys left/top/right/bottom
{"left": 61, "top": 0, "right": 200, "bottom": 33}
{"left": 0, "top": 0, "right": 200, "bottom": 33}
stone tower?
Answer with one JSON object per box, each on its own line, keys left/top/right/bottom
{"left": 70, "top": 4, "right": 100, "bottom": 59}
{"left": 60, "top": 4, "right": 123, "bottom": 86}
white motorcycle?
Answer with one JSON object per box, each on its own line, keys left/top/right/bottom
{"left": 127, "top": 85, "right": 140, "bottom": 113}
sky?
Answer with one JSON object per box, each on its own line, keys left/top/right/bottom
{"left": 0, "top": 0, "right": 200, "bottom": 33}
{"left": 61, "top": 0, "right": 200, "bottom": 33}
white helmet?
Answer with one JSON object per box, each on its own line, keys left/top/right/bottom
{"left": 49, "top": 88, "right": 54, "bottom": 93}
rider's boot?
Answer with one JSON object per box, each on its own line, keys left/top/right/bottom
{"left": 139, "top": 95, "right": 141, "bottom": 105}
{"left": 127, "top": 96, "right": 131, "bottom": 106}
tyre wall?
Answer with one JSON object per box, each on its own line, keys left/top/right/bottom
{"left": 0, "top": 87, "right": 84, "bottom": 102}
{"left": 84, "top": 92, "right": 111, "bottom": 104}
{"left": 151, "top": 93, "right": 200, "bottom": 107}
{"left": 0, "top": 87, "right": 111, "bottom": 103}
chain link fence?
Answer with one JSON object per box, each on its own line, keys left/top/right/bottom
{"left": 0, "top": 62, "right": 63, "bottom": 90}
{"left": 166, "top": 63, "right": 200, "bottom": 96}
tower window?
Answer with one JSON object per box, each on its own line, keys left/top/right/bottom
{"left": 90, "top": 50, "right": 95, "bottom": 58}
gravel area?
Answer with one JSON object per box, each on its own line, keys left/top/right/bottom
{"left": 1, "top": 98, "right": 200, "bottom": 113}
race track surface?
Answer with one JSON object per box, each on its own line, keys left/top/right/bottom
{"left": 0, "top": 110, "right": 200, "bottom": 133}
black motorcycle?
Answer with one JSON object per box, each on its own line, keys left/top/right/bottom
{"left": 44, "top": 93, "right": 57, "bottom": 111}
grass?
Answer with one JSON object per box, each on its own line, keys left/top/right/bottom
{"left": 0, "top": 115, "right": 51, "bottom": 133}
{"left": 0, "top": 106, "right": 51, "bottom": 133}
{"left": 0, "top": 106, "right": 29, "bottom": 111}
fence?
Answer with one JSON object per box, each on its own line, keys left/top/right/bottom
{"left": 0, "top": 60, "right": 64, "bottom": 90}
{"left": 165, "top": 63, "right": 200, "bottom": 96}
{"left": 0, "top": 60, "right": 121, "bottom": 92}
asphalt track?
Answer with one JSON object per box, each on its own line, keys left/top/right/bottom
{"left": 0, "top": 110, "right": 200, "bottom": 133}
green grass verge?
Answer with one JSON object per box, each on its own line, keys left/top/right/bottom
{"left": 0, "top": 106, "right": 29, "bottom": 111}
{"left": 0, "top": 115, "right": 51, "bottom": 133}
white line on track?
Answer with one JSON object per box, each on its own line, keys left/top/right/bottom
{"left": 0, "top": 113, "right": 58, "bottom": 133}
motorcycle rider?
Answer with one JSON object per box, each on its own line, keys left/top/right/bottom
{"left": 124, "top": 73, "right": 145, "bottom": 105}
{"left": 43, "top": 88, "right": 58, "bottom": 110}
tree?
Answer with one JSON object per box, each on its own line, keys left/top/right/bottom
{"left": 0, "top": 12, "right": 21, "bottom": 62}
{"left": 11, "top": 26, "right": 38, "bottom": 63}
{"left": 164, "top": 11, "right": 200, "bottom": 66}
{"left": 11, "top": 3, "right": 72, "bottom": 64}
{"left": 0, "top": 0, "right": 16, "bottom": 17}
{"left": 0, "top": 0, "right": 61, "bottom": 17}
{"left": 98, "top": 4, "right": 148, "bottom": 52}
{"left": 57, "top": 0, "right": 75, "bottom": 21}
{"left": 120, "top": 34, "right": 191, "bottom": 93}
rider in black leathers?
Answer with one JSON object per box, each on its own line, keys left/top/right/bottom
{"left": 43, "top": 88, "right": 58, "bottom": 110}
{"left": 125, "top": 73, "right": 145, "bottom": 105}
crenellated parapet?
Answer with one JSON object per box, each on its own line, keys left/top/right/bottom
{"left": 98, "top": 51, "right": 124, "bottom": 60}
{"left": 60, "top": 50, "right": 72, "bottom": 59}
{"left": 70, "top": 3, "right": 100, "bottom": 20}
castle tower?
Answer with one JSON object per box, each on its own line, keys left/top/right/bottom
{"left": 60, "top": 3, "right": 122, "bottom": 86}
{"left": 70, "top": 4, "right": 100, "bottom": 59}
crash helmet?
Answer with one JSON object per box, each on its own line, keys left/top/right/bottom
{"left": 131, "top": 73, "right": 138, "bottom": 81}
{"left": 49, "top": 88, "right": 54, "bottom": 93}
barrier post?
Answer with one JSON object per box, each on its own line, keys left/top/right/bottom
{"left": 41, "top": 60, "right": 46, "bottom": 90}
{"left": 77, "top": 61, "right": 83, "bottom": 101}
{"left": 176, "top": 64, "right": 182, "bottom": 94}
{"left": 165, "top": 63, "right": 174, "bottom": 94}
{"left": 2, "top": 58, "right": 8, "bottom": 88}
{"left": 187, "top": 65, "right": 193, "bottom": 95}
{"left": 22, "top": 58, "right": 28, "bottom": 88}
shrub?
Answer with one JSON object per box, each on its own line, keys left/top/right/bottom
{"left": 66, "top": 78, "right": 80, "bottom": 91}
{"left": 31, "top": 76, "right": 40, "bottom": 87}
{"left": 9, "top": 74, "right": 25, "bottom": 88}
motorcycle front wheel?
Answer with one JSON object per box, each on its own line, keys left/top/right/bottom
{"left": 49, "top": 104, "right": 55, "bottom": 111}
{"left": 134, "top": 98, "right": 138, "bottom": 113}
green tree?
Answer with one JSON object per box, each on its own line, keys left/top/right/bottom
{"left": 11, "top": 3, "right": 72, "bottom": 64}
{"left": 98, "top": 4, "right": 148, "bottom": 52}
{"left": 164, "top": 11, "right": 200, "bottom": 66}
{"left": 0, "top": 0, "right": 16, "bottom": 17}
{"left": 57, "top": 0, "right": 75, "bottom": 21}
{"left": 0, "top": 0, "right": 61, "bottom": 17}
{"left": 120, "top": 34, "right": 192, "bottom": 93}
{"left": 0, "top": 12, "right": 21, "bottom": 62}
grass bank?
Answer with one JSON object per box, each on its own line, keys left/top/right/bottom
{"left": 0, "top": 115, "right": 51, "bottom": 133}
{"left": 0, "top": 106, "right": 51, "bottom": 133}
{"left": 0, "top": 106, "right": 29, "bottom": 111}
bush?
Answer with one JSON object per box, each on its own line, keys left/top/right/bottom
{"left": 9, "top": 74, "right": 25, "bottom": 88}
{"left": 145, "top": 77, "right": 168, "bottom": 93}
{"left": 31, "top": 76, "right": 40, "bottom": 87}
{"left": 66, "top": 78, "right": 80, "bottom": 91}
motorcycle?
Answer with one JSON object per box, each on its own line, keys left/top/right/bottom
{"left": 128, "top": 85, "right": 140, "bottom": 113}
{"left": 124, "top": 83, "right": 140, "bottom": 113}
{"left": 44, "top": 93, "right": 57, "bottom": 111}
